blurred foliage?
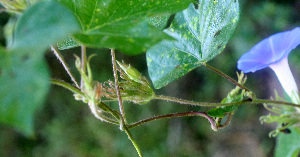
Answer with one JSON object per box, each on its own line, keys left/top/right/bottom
{"left": 1, "top": 0, "right": 300, "bottom": 156}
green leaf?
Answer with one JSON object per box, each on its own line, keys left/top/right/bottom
{"left": 12, "top": 1, "right": 81, "bottom": 52}
{"left": 275, "top": 127, "right": 300, "bottom": 157}
{"left": 56, "top": 0, "right": 194, "bottom": 54}
{"left": 207, "top": 92, "right": 243, "bottom": 118}
{"left": 149, "top": 14, "right": 171, "bottom": 30}
{"left": 147, "top": 1, "right": 239, "bottom": 89}
{"left": 0, "top": 48, "right": 49, "bottom": 137}
{"left": 0, "top": 1, "right": 80, "bottom": 136}
{"left": 207, "top": 106, "right": 239, "bottom": 118}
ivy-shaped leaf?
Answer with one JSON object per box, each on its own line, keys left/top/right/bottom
{"left": 56, "top": 0, "right": 194, "bottom": 54}
{"left": 147, "top": 1, "right": 239, "bottom": 89}
{"left": 0, "top": 1, "right": 80, "bottom": 136}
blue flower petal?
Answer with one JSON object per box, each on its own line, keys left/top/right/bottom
{"left": 237, "top": 27, "right": 300, "bottom": 73}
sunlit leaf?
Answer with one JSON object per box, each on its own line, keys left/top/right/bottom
{"left": 147, "top": 1, "right": 239, "bottom": 89}
{"left": 56, "top": 0, "right": 194, "bottom": 54}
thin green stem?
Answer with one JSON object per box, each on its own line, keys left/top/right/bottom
{"left": 110, "top": 49, "right": 141, "bottom": 156}
{"left": 51, "top": 79, "right": 82, "bottom": 95}
{"left": 89, "top": 101, "right": 120, "bottom": 125}
{"left": 123, "top": 127, "right": 143, "bottom": 157}
{"left": 51, "top": 79, "right": 120, "bottom": 125}
{"left": 202, "top": 63, "right": 250, "bottom": 92}
{"left": 252, "top": 99, "right": 300, "bottom": 107}
{"left": 154, "top": 95, "right": 252, "bottom": 107}
{"left": 51, "top": 46, "right": 80, "bottom": 88}
{"left": 98, "top": 102, "right": 122, "bottom": 122}
{"left": 154, "top": 95, "right": 300, "bottom": 108}
{"left": 127, "top": 111, "right": 217, "bottom": 131}
{"left": 81, "top": 45, "right": 87, "bottom": 90}
{"left": 111, "top": 49, "right": 127, "bottom": 122}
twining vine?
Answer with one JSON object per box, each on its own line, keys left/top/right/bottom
{"left": 50, "top": 45, "right": 300, "bottom": 157}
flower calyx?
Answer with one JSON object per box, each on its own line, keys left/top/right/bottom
{"left": 74, "top": 54, "right": 103, "bottom": 103}
{"left": 103, "top": 61, "right": 155, "bottom": 104}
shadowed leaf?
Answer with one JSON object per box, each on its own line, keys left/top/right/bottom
{"left": 57, "top": 0, "right": 194, "bottom": 54}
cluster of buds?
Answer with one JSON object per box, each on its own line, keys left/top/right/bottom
{"left": 103, "top": 61, "right": 155, "bottom": 104}
{"left": 0, "top": 0, "right": 39, "bottom": 13}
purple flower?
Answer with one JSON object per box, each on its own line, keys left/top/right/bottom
{"left": 237, "top": 27, "right": 300, "bottom": 103}
{"left": 238, "top": 27, "right": 300, "bottom": 73}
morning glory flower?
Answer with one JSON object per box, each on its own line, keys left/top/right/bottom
{"left": 237, "top": 27, "right": 300, "bottom": 104}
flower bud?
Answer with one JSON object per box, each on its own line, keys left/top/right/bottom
{"left": 117, "top": 61, "right": 143, "bottom": 84}
{"left": 103, "top": 61, "right": 155, "bottom": 104}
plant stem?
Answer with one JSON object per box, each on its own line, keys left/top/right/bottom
{"left": 202, "top": 63, "right": 250, "bottom": 92}
{"left": 89, "top": 101, "right": 120, "bottom": 125}
{"left": 111, "top": 49, "right": 127, "bottom": 122}
{"left": 252, "top": 99, "right": 300, "bottom": 107}
{"left": 51, "top": 79, "right": 120, "bottom": 125}
{"left": 81, "top": 45, "right": 87, "bottom": 90}
{"left": 123, "top": 127, "right": 143, "bottom": 157}
{"left": 154, "top": 95, "right": 251, "bottom": 107}
{"left": 51, "top": 79, "right": 82, "bottom": 95}
{"left": 51, "top": 46, "right": 80, "bottom": 88}
{"left": 154, "top": 95, "right": 300, "bottom": 108}
{"left": 110, "top": 49, "right": 142, "bottom": 156}
{"left": 98, "top": 101, "right": 122, "bottom": 122}
{"left": 127, "top": 111, "right": 217, "bottom": 131}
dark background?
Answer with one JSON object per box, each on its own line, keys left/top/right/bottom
{"left": 1, "top": 0, "right": 300, "bottom": 156}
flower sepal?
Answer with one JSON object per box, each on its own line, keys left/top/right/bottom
{"left": 103, "top": 61, "right": 155, "bottom": 104}
{"left": 260, "top": 92, "right": 300, "bottom": 137}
